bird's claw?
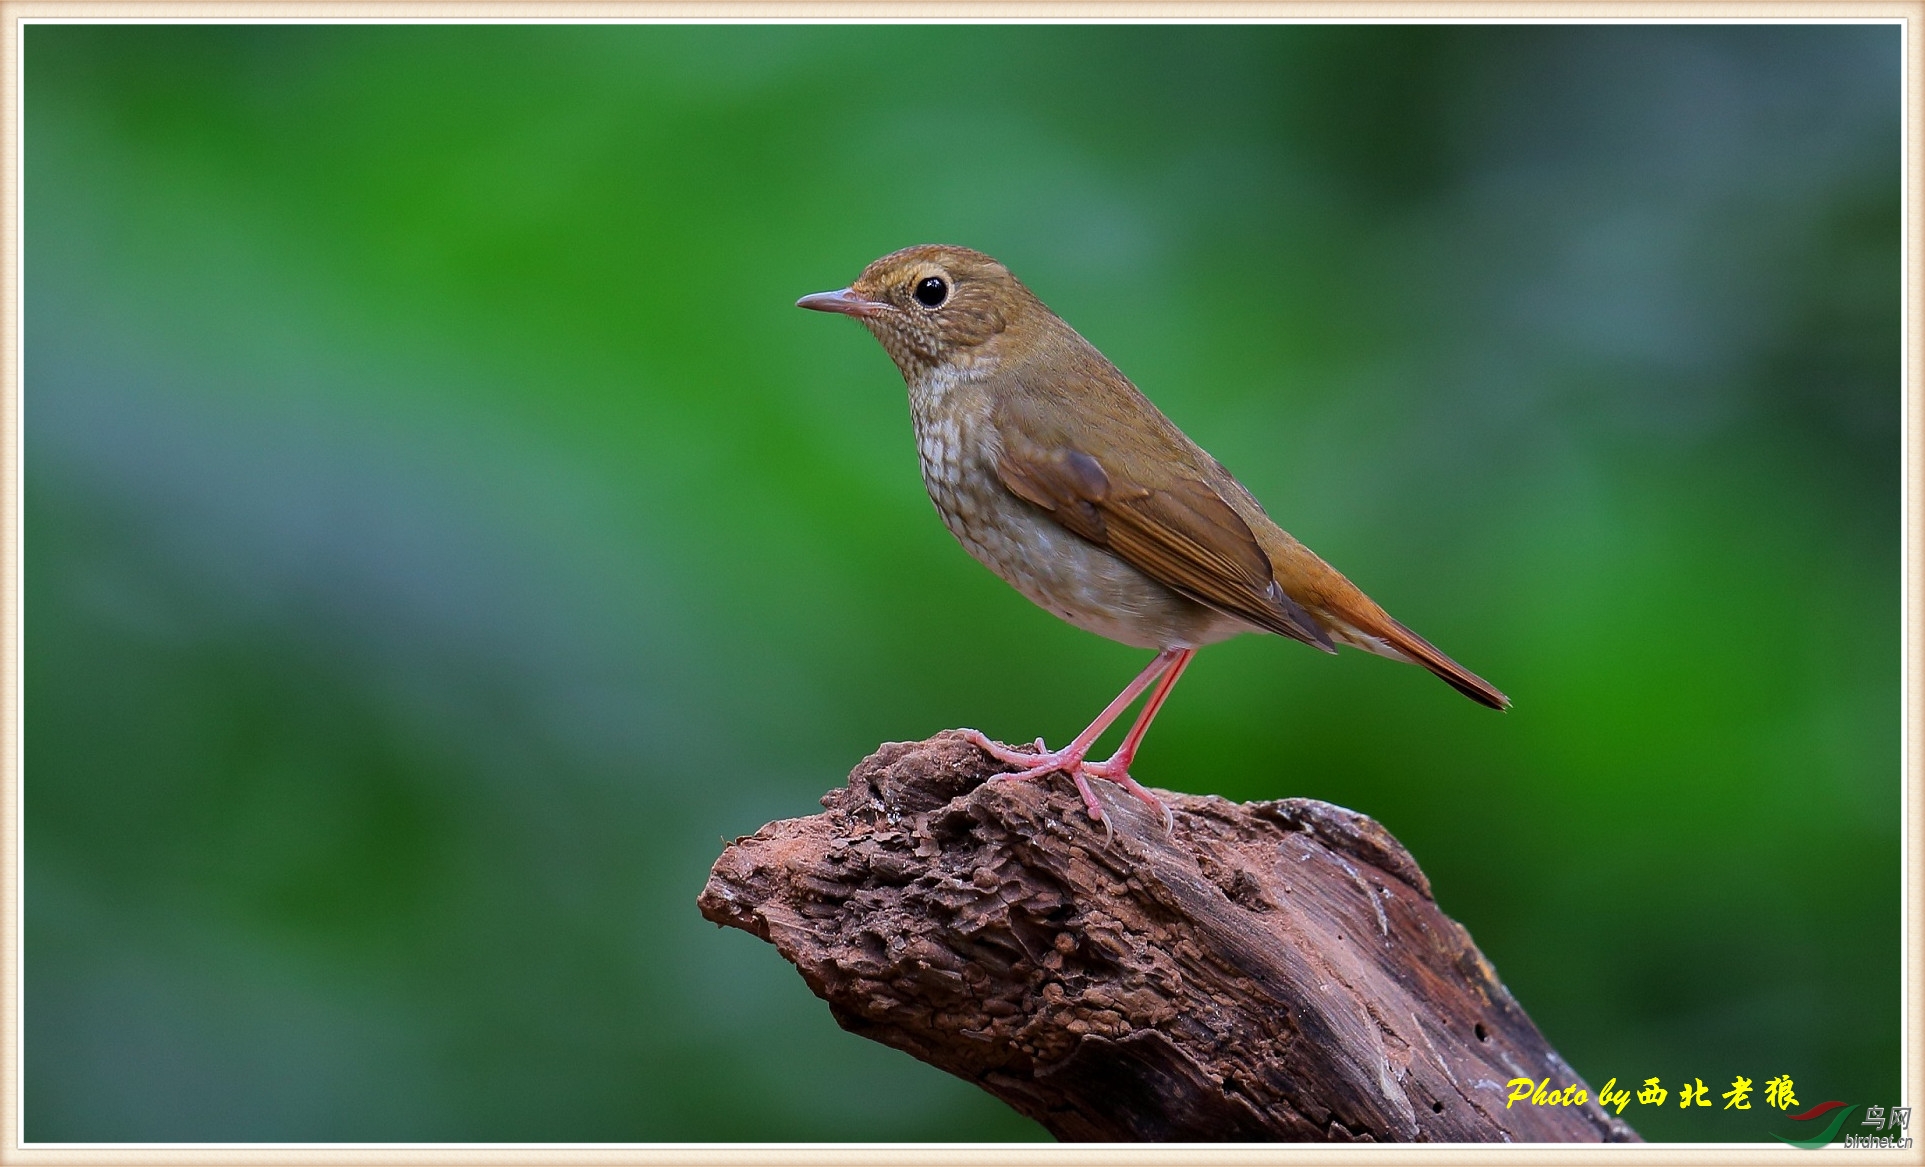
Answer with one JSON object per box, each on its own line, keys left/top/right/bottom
{"left": 1069, "top": 771, "right": 1117, "bottom": 845}
{"left": 1082, "top": 760, "right": 1176, "bottom": 836}
{"left": 958, "top": 728, "right": 1054, "bottom": 768}
{"left": 958, "top": 728, "right": 1172, "bottom": 838}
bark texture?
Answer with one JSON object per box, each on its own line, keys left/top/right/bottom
{"left": 698, "top": 731, "right": 1638, "bottom": 1143}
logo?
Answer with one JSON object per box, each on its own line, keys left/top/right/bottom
{"left": 1775, "top": 1101, "right": 1912, "bottom": 1150}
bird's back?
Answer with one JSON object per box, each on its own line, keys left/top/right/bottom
{"left": 995, "top": 321, "right": 1509, "bottom": 709}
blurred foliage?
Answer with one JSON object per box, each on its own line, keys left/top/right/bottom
{"left": 24, "top": 24, "right": 1898, "bottom": 1142}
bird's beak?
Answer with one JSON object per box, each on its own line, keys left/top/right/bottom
{"left": 796, "top": 287, "right": 890, "bottom": 319}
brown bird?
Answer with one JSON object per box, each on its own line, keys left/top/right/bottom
{"left": 799, "top": 244, "right": 1506, "bottom": 829}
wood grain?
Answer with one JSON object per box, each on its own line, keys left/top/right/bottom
{"left": 698, "top": 731, "right": 1637, "bottom": 1143}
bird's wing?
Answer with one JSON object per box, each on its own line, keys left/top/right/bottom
{"left": 993, "top": 434, "right": 1335, "bottom": 652}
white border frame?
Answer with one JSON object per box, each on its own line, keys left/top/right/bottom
{"left": 0, "top": 8, "right": 1915, "bottom": 1165}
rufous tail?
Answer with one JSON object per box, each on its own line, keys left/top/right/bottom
{"left": 1263, "top": 533, "right": 1509, "bottom": 709}
{"left": 1373, "top": 616, "right": 1510, "bottom": 710}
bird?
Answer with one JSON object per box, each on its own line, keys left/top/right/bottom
{"left": 798, "top": 244, "right": 1506, "bottom": 831}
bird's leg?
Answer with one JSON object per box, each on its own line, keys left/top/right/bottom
{"left": 1083, "top": 648, "right": 1195, "bottom": 832}
{"left": 957, "top": 648, "right": 1185, "bottom": 820}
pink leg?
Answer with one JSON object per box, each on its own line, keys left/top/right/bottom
{"left": 958, "top": 648, "right": 1189, "bottom": 825}
{"left": 1093, "top": 648, "right": 1195, "bottom": 775}
{"left": 1085, "top": 649, "right": 1194, "bottom": 832}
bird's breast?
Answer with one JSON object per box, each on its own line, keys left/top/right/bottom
{"left": 906, "top": 381, "right": 1244, "bottom": 652}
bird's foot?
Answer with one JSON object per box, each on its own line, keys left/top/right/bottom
{"left": 956, "top": 728, "right": 1063, "bottom": 770}
{"left": 1081, "top": 755, "right": 1176, "bottom": 836}
{"left": 957, "top": 729, "right": 1108, "bottom": 822}
{"left": 957, "top": 728, "right": 1090, "bottom": 783}
{"left": 958, "top": 730, "right": 1172, "bottom": 835}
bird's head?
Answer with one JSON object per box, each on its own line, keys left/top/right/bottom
{"left": 797, "top": 244, "right": 1043, "bottom": 381}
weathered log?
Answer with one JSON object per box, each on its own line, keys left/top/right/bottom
{"left": 697, "top": 731, "right": 1638, "bottom": 1143}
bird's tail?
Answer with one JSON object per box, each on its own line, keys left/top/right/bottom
{"left": 1258, "top": 527, "right": 1509, "bottom": 709}
{"left": 1370, "top": 616, "right": 1510, "bottom": 710}
{"left": 1314, "top": 596, "right": 1510, "bottom": 711}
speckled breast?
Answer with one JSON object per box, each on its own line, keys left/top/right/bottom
{"left": 907, "top": 395, "right": 1246, "bottom": 652}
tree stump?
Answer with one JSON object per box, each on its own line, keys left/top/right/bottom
{"left": 697, "top": 731, "right": 1638, "bottom": 1143}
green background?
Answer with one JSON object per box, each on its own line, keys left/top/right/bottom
{"left": 25, "top": 24, "right": 1900, "bottom": 1142}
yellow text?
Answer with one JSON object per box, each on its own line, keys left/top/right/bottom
{"left": 1505, "top": 1077, "right": 1590, "bottom": 1109}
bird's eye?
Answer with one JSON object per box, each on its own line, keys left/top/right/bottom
{"left": 913, "top": 276, "right": 949, "bottom": 308}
